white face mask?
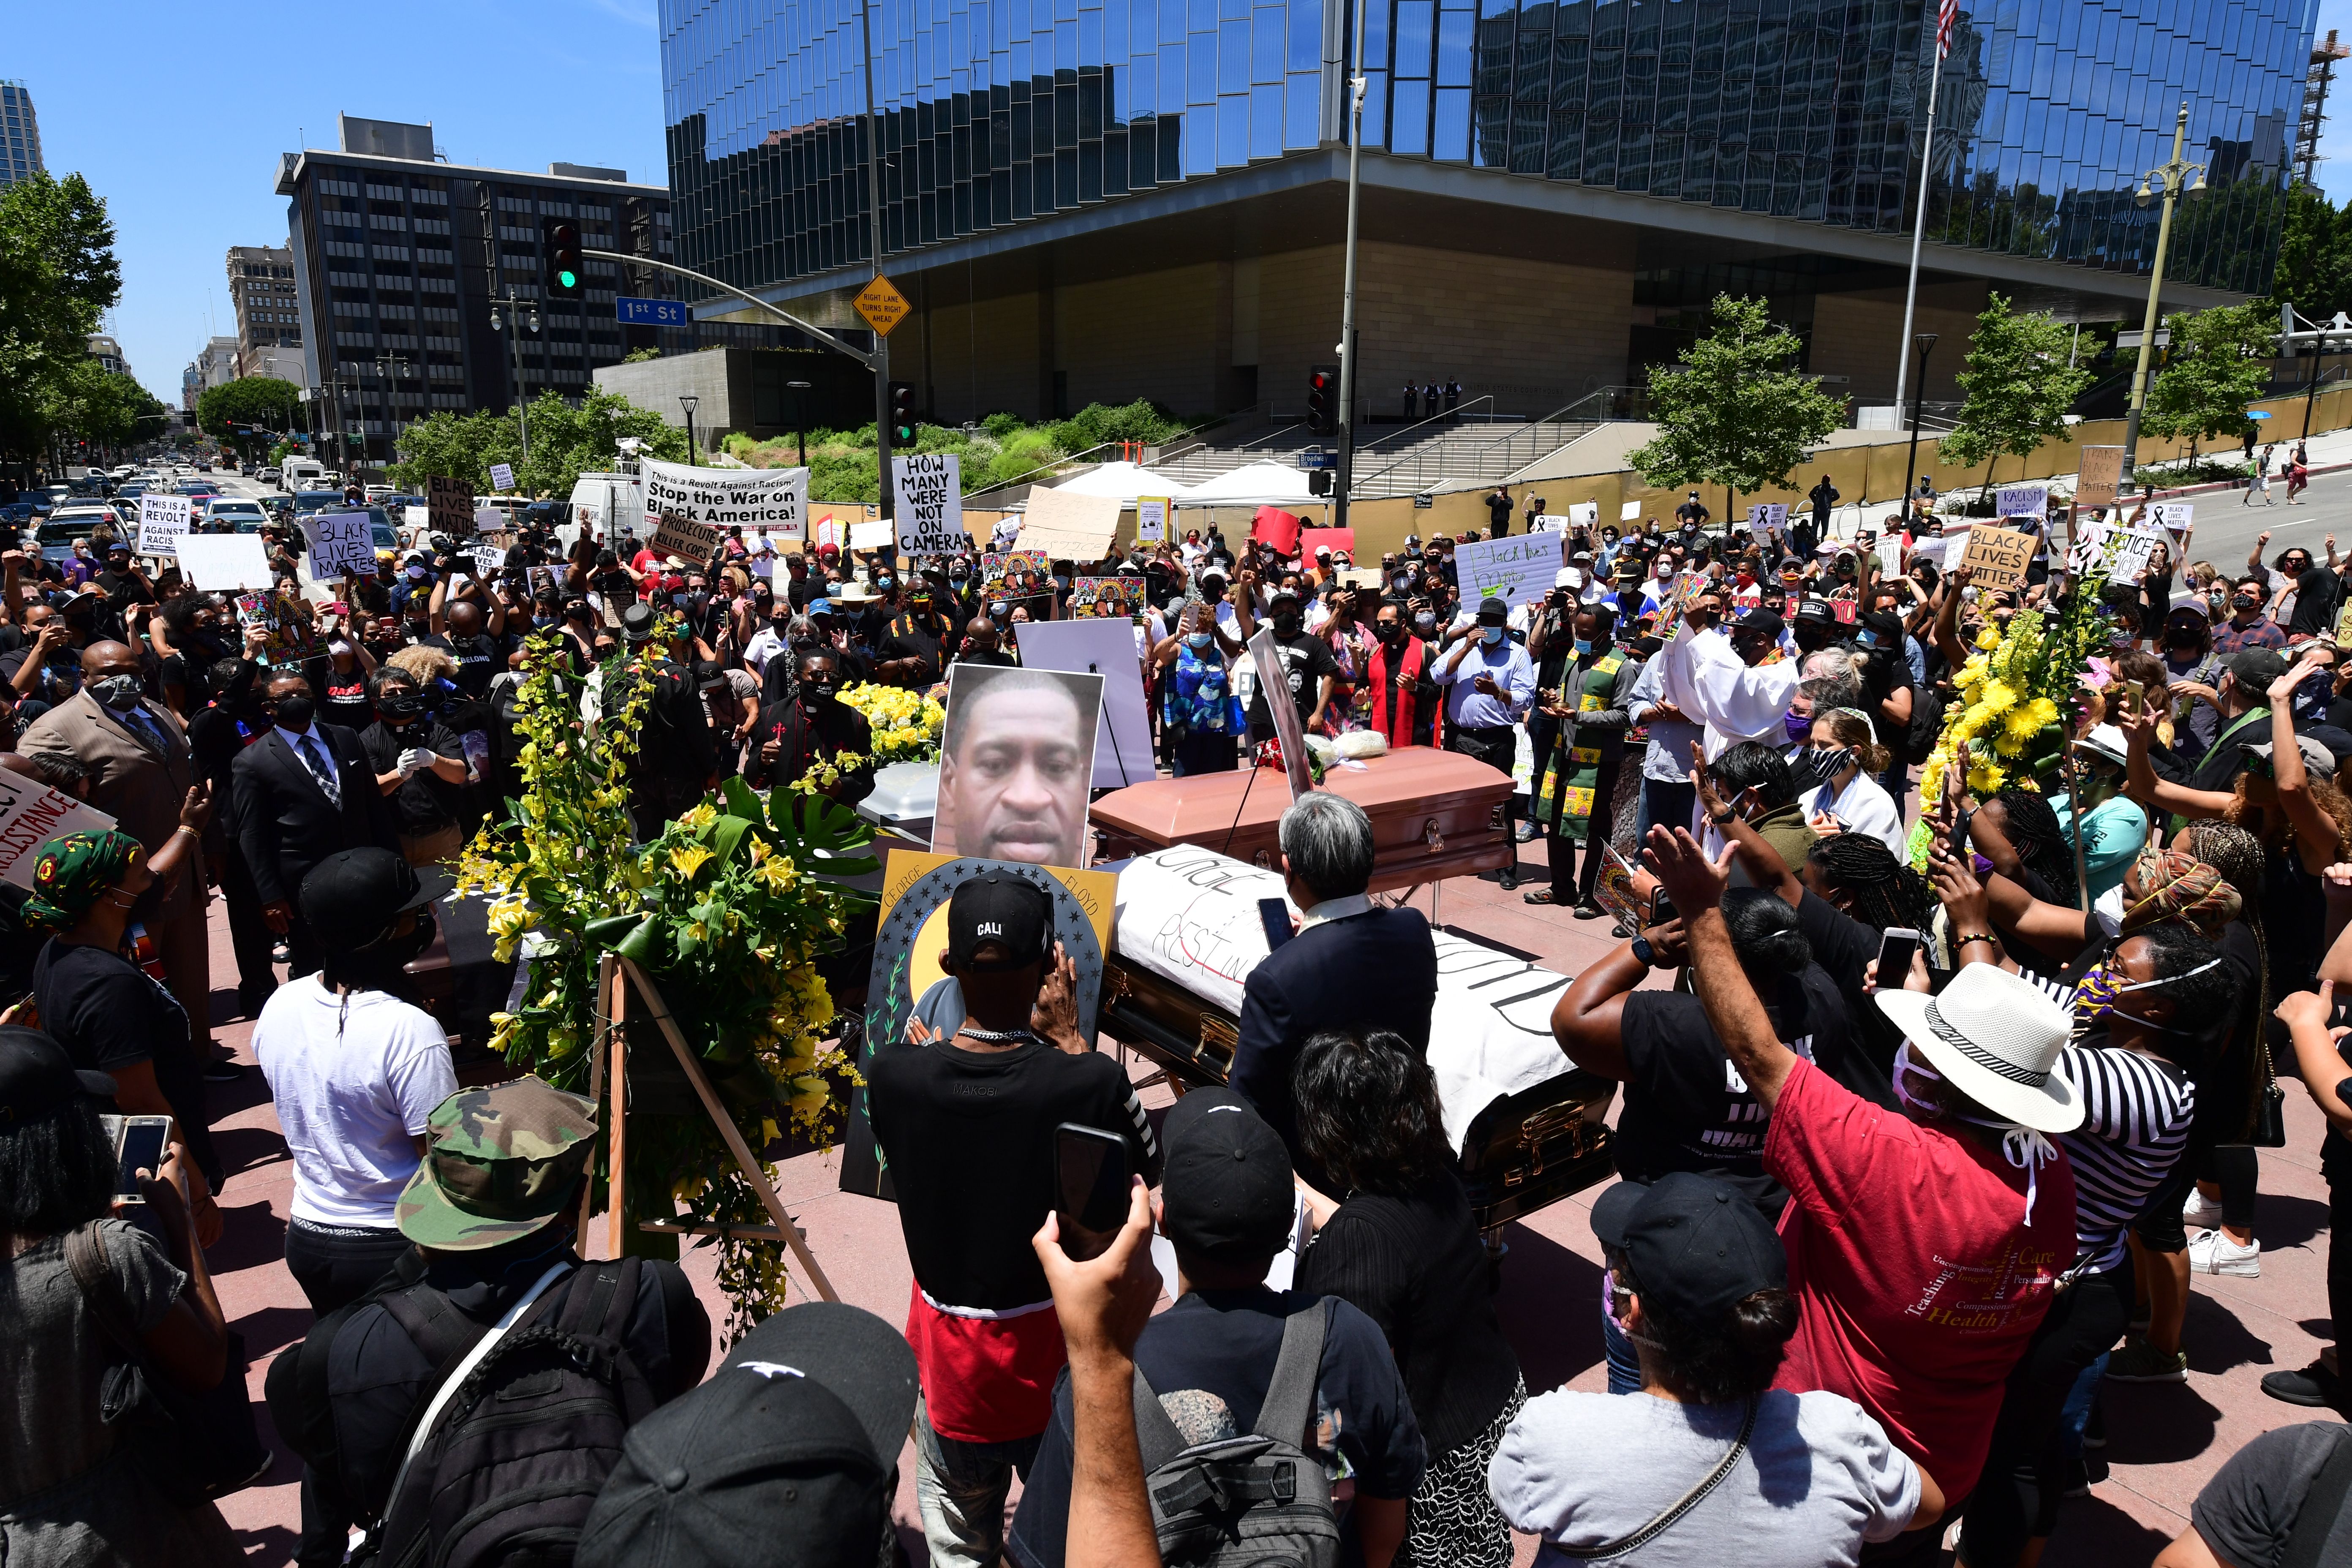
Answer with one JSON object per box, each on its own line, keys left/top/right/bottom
{"left": 1890, "top": 1041, "right": 2057, "bottom": 1225}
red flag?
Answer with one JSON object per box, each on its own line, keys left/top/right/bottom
{"left": 1252, "top": 506, "right": 1302, "bottom": 556}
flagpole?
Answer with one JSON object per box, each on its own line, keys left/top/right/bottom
{"left": 1893, "top": 4, "right": 1946, "bottom": 414}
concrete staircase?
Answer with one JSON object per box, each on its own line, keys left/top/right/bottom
{"left": 1143, "top": 411, "right": 1601, "bottom": 498}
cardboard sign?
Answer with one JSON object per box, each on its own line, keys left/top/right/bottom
{"left": 892, "top": 452, "right": 965, "bottom": 555}
{"left": 1744, "top": 503, "right": 1788, "bottom": 533}
{"left": 303, "top": 509, "right": 378, "bottom": 579}
{"left": 2077, "top": 446, "right": 2124, "bottom": 508}
{"left": 1455, "top": 531, "right": 1566, "bottom": 610}
{"left": 1995, "top": 484, "right": 2048, "bottom": 520}
{"left": 468, "top": 544, "right": 508, "bottom": 575}
{"left": 1957, "top": 524, "right": 2036, "bottom": 589}
{"left": 1069, "top": 577, "right": 1141, "bottom": 618}
{"left": 643, "top": 458, "right": 808, "bottom": 543}
{"left": 427, "top": 474, "right": 476, "bottom": 539}
{"left": 136, "top": 494, "right": 190, "bottom": 556}
{"left": 848, "top": 519, "right": 896, "bottom": 551}
{"left": 1250, "top": 506, "right": 1302, "bottom": 557}
{"left": 1135, "top": 496, "right": 1170, "bottom": 543}
{"left": 1568, "top": 501, "right": 1599, "bottom": 526}
{"left": 1016, "top": 618, "right": 1157, "bottom": 789}
{"left": 0, "top": 770, "right": 115, "bottom": 890}
{"left": 1300, "top": 527, "right": 1355, "bottom": 561}
{"left": 1018, "top": 487, "right": 1123, "bottom": 563}
{"left": 652, "top": 510, "right": 720, "bottom": 563}
{"left": 176, "top": 534, "right": 271, "bottom": 591}
{"left": 489, "top": 462, "right": 515, "bottom": 492}
{"left": 1620, "top": 501, "right": 1643, "bottom": 522}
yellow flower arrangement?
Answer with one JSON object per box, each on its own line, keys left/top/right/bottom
{"left": 836, "top": 681, "right": 947, "bottom": 765}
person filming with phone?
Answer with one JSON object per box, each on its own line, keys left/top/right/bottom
{"left": 869, "top": 874, "right": 1160, "bottom": 1567}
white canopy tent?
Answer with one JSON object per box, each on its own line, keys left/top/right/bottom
{"left": 1047, "top": 460, "right": 1193, "bottom": 501}
{"left": 1174, "top": 460, "right": 1320, "bottom": 507}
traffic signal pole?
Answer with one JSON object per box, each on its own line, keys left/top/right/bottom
{"left": 1332, "top": 0, "right": 1368, "bottom": 534}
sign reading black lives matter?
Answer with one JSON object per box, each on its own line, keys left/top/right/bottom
{"left": 427, "top": 474, "right": 477, "bottom": 539}
{"left": 892, "top": 451, "right": 964, "bottom": 555}
{"left": 640, "top": 459, "right": 809, "bottom": 554}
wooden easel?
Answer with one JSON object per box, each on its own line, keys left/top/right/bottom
{"left": 576, "top": 953, "right": 838, "bottom": 1301}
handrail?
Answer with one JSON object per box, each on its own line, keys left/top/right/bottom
{"left": 1238, "top": 420, "right": 1307, "bottom": 451}
{"left": 1353, "top": 394, "right": 1496, "bottom": 458}
{"left": 1350, "top": 395, "right": 1521, "bottom": 490}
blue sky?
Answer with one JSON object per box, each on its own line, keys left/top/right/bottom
{"left": 9, "top": 0, "right": 670, "bottom": 406}
{"left": 15, "top": 0, "right": 2352, "bottom": 408}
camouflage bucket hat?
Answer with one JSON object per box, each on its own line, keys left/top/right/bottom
{"left": 396, "top": 1075, "right": 599, "bottom": 1250}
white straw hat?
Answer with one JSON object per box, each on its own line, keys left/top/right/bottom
{"left": 1874, "top": 964, "right": 2083, "bottom": 1134}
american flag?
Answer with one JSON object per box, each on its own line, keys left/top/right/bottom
{"left": 1936, "top": 0, "right": 1959, "bottom": 57}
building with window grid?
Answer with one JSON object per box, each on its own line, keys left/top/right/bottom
{"left": 275, "top": 115, "right": 780, "bottom": 475}
{"left": 0, "top": 81, "right": 41, "bottom": 189}
{"left": 229, "top": 245, "right": 304, "bottom": 379}
{"left": 662, "top": 0, "right": 2318, "bottom": 422}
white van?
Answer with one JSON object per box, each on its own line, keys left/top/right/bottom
{"left": 280, "top": 457, "right": 326, "bottom": 490}
{"left": 566, "top": 472, "right": 645, "bottom": 546}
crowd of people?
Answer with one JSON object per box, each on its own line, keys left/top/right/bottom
{"left": 5, "top": 478, "right": 2352, "bottom": 1568}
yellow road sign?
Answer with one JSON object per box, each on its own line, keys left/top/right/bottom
{"left": 854, "top": 275, "right": 911, "bottom": 337}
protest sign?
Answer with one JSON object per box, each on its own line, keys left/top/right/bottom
{"left": 812, "top": 517, "right": 845, "bottom": 551}
{"left": 981, "top": 550, "right": 1049, "bottom": 599}
{"left": 1531, "top": 514, "right": 1568, "bottom": 533}
{"left": 1015, "top": 618, "right": 1157, "bottom": 790}
{"left": 1957, "top": 525, "right": 2036, "bottom": 589}
{"left": 1568, "top": 501, "right": 1599, "bottom": 526}
{"left": 652, "top": 511, "right": 720, "bottom": 563}
{"left": 177, "top": 534, "right": 270, "bottom": 591}
{"left": 1620, "top": 501, "right": 1643, "bottom": 521}
{"left": 2076, "top": 446, "right": 2124, "bottom": 507}
{"left": 2150, "top": 501, "right": 2194, "bottom": 554}
{"left": 1069, "top": 577, "right": 1142, "bottom": 619}
{"left": 1135, "top": 495, "right": 1170, "bottom": 543}
{"left": 1247, "top": 626, "right": 1314, "bottom": 801}
{"left": 303, "top": 509, "right": 378, "bottom": 580}
{"left": 489, "top": 462, "right": 515, "bottom": 492}
{"left": 1454, "top": 531, "right": 1566, "bottom": 610}
{"left": 1832, "top": 599, "right": 1857, "bottom": 624}
{"left": 891, "top": 452, "right": 965, "bottom": 555}
{"left": 426, "top": 474, "right": 476, "bottom": 539}
{"left": 1744, "top": 503, "right": 1788, "bottom": 533}
{"left": 1300, "top": 527, "right": 1354, "bottom": 560}
{"left": 847, "top": 519, "right": 896, "bottom": 552}
{"left": 136, "top": 494, "right": 191, "bottom": 556}
{"left": 1995, "top": 484, "right": 2048, "bottom": 520}
{"left": 0, "top": 770, "right": 114, "bottom": 890}
{"left": 1018, "top": 487, "right": 1122, "bottom": 562}
{"left": 469, "top": 543, "right": 508, "bottom": 574}
{"left": 2066, "top": 520, "right": 2164, "bottom": 579}
{"left": 643, "top": 458, "right": 808, "bottom": 544}
{"left": 1250, "top": 506, "right": 1302, "bottom": 557}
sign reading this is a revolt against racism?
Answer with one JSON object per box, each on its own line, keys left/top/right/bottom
{"left": 641, "top": 458, "right": 808, "bottom": 545}
{"left": 892, "top": 451, "right": 965, "bottom": 555}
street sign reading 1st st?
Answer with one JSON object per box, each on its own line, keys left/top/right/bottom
{"left": 616, "top": 297, "right": 689, "bottom": 327}
{"left": 854, "top": 275, "right": 911, "bottom": 337}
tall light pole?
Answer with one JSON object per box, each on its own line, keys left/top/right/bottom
{"left": 787, "top": 379, "right": 813, "bottom": 466}
{"left": 1899, "top": 332, "right": 1938, "bottom": 523}
{"left": 370, "top": 352, "right": 412, "bottom": 476}
{"left": 1893, "top": 1, "right": 1951, "bottom": 413}
{"left": 2120, "top": 101, "right": 2207, "bottom": 496}
{"left": 488, "top": 287, "right": 543, "bottom": 463}
{"left": 679, "top": 392, "right": 700, "bottom": 457}
{"left": 1332, "top": 0, "right": 1370, "bottom": 534}
{"left": 860, "top": 0, "right": 893, "bottom": 522}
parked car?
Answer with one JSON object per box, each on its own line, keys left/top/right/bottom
{"left": 37, "top": 515, "right": 112, "bottom": 565}
{"left": 200, "top": 498, "right": 271, "bottom": 531}
{"left": 259, "top": 466, "right": 281, "bottom": 484}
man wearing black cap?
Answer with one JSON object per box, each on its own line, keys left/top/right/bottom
{"left": 868, "top": 872, "right": 1160, "bottom": 1568}
{"left": 2150, "top": 647, "right": 2289, "bottom": 803}
{"left": 1232, "top": 577, "right": 1339, "bottom": 741}
{"left": 1007, "top": 1089, "right": 1426, "bottom": 1568}
{"left": 610, "top": 602, "right": 716, "bottom": 838}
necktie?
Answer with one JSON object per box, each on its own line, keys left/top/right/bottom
{"left": 119, "top": 706, "right": 166, "bottom": 754}
{"left": 298, "top": 734, "right": 342, "bottom": 808}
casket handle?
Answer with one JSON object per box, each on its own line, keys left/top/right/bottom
{"left": 1421, "top": 817, "right": 1444, "bottom": 854}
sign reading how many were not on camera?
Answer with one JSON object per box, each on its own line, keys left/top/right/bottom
{"left": 892, "top": 451, "right": 965, "bottom": 555}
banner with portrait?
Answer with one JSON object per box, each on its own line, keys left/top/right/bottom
{"left": 932, "top": 664, "right": 1106, "bottom": 867}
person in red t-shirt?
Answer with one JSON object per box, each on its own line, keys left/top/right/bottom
{"left": 1642, "top": 826, "right": 2079, "bottom": 1536}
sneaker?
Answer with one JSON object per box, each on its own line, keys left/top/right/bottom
{"left": 2104, "top": 1340, "right": 2188, "bottom": 1383}
{"left": 2262, "top": 1360, "right": 2344, "bottom": 1408}
{"left": 2063, "top": 1455, "right": 2107, "bottom": 1497}
{"left": 2188, "top": 1230, "right": 2261, "bottom": 1278}
{"left": 1514, "top": 821, "right": 1537, "bottom": 842}
{"left": 2180, "top": 1189, "right": 2225, "bottom": 1232}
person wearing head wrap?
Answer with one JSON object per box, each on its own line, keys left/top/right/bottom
{"left": 2117, "top": 848, "right": 2242, "bottom": 940}
{"left": 26, "top": 793, "right": 225, "bottom": 1244}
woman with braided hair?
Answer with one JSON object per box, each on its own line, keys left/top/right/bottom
{"left": 1801, "top": 831, "right": 1942, "bottom": 946}
{"left": 1974, "top": 787, "right": 2080, "bottom": 911}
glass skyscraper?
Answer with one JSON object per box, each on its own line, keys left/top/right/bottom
{"left": 664, "top": 0, "right": 2315, "bottom": 298}
{"left": 0, "top": 80, "right": 44, "bottom": 190}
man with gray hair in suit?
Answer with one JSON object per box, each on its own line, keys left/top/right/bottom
{"left": 1230, "top": 792, "right": 1439, "bottom": 1188}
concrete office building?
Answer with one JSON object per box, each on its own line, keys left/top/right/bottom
{"left": 87, "top": 335, "right": 128, "bottom": 379}
{"left": 196, "top": 336, "right": 241, "bottom": 392}
{"left": 273, "top": 114, "right": 784, "bottom": 474}
{"left": 0, "top": 81, "right": 41, "bottom": 190}
{"left": 663, "top": 0, "right": 2317, "bottom": 425}
{"left": 182, "top": 363, "right": 202, "bottom": 415}
{"left": 229, "top": 245, "right": 303, "bottom": 378}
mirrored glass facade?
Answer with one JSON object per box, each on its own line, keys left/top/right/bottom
{"left": 663, "top": 0, "right": 2315, "bottom": 299}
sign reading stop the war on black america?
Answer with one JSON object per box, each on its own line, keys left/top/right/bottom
{"left": 892, "top": 451, "right": 965, "bottom": 556}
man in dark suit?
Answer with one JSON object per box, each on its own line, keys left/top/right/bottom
{"left": 1232, "top": 792, "right": 1437, "bottom": 1185}
{"left": 232, "top": 669, "right": 399, "bottom": 978}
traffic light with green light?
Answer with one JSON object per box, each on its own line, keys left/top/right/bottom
{"left": 890, "top": 381, "right": 917, "bottom": 446}
{"left": 544, "top": 219, "right": 584, "bottom": 299}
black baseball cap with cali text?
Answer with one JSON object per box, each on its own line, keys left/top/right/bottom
{"left": 946, "top": 874, "right": 1053, "bottom": 972}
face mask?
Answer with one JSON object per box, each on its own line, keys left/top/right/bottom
{"left": 670, "top": 592, "right": 690, "bottom": 609}
{"left": 1795, "top": 745, "right": 1847, "bottom": 789}
{"left": 272, "top": 694, "right": 316, "bottom": 730}
{"left": 1481, "top": 625, "right": 1505, "bottom": 646}
{"left": 1185, "top": 631, "right": 1214, "bottom": 650}
{"left": 378, "top": 691, "right": 424, "bottom": 722}
{"left": 1573, "top": 638, "right": 1593, "bottom": 655}
{"left": 406, "top": 564, "right": 428, "bottom": 581}
{"left": 877, "top": 576, "right": 896, "bottom": 591}
{"left": 989, "top": 600, "right": 1010, "bottom": 618}
{"left": 1414, "top": 612, "right": 1437, "bottom": 634}
{"left": 950, "top": 576, "right": 969, "bottom": 589}
{"left": 1377, "top": 622, "right": 1406, "bottom": 644}
{"left": 1273, "top": 613, "right": 1301, "bottom": 637}
{"left": 93, "top": 672, "right": 143, "bottom": 711}
{"left": 803, "top": 676, "right": 838, "bottom": 701}
{"left": 1783, "top": 707, "right": 1813, "bottom": 743}
{"left": 2232, "top": 594, "right": 2259, "bottom": 613}
{"left": 2074, "top": 953, "right": 2225, "bottom": 1035}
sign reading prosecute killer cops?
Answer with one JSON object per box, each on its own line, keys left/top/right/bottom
{"left": 641, "top": 458, "right": 808, "bottom": 544}
{"left": 892, "top": 451, "right": 964, "bottom": 555}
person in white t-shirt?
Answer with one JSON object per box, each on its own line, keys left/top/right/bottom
{"left": 255, "top": 846, "right": 456, "bottom": 1318}
{"left": 1796, "top": 707, "right": 1907, "bottom": 855}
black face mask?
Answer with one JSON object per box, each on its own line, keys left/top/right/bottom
{"left": 2232, "top": 594, "right": 2260, "bottom": 613}
{"left": 378, "top": 691, "right": 425, "bottom": 723}
{"left": 802, "top": 678, "right": 838, "bottom": 703}
{"left": 1376, "top": 621, "right": 1407, "bottom": 644}
{"left": 272, "top": 694, "right": 316, "bottom": 730}
{"left": 1273, "top": 613, "right": 1301, "bottom": 637}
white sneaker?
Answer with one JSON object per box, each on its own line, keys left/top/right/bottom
{"left": 2182, "top": 1190, "right": 2226, "bottom": 1232}
{"left": 2189, "top": 1230, "right": 2261, "bottom": 1278}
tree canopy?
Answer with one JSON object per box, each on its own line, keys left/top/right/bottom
{"left": 0, "top": 170, "right": 125, "bottom": 465}
{"left": 2143, "top": 303, "right": 2275, "bottom": 456}
{"left": 2270, "top": 184, "right": 2352, "bottom": 324}
{"left": 389, "top": 387, "right": 693, "bottom": 497}
{"left": 196, "top": 377, "right": 303, "bottom": 458}
{"left": 1936, "top": 293, "right": 2094, "bottom": 487}
{"left": 1626, "top": 294, "right": 1846, "bottom": 511}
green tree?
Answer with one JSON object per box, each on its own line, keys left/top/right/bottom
{"left": 1935, "top": 293, "right": 2095, "bottom": 495}
{"left": 2143, "top": 303, "right": 2275, "bottom": 461}
{"left": 2269, "top": 184, "right": 2352, "bottom": 323}
{"left": 196, "top": 376, "right": 302, "bottom": 459}
{"left": 1626, "top": 294, "right": 1846, "bottom": 519}
{"left": 389, "top": 387, "right": 691, "bottom": 498}
{"left": 45, "top": 361, "right": 165, "bottom": 457}
{"left": 0, "top": 170, "right": 122, "bottom": 466}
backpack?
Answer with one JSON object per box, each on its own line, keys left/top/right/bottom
{"left": 365, "top": 1256, "right": 657, "bottom": 1568}
{"left": 1130, "top": 1297, "right": 1342, "bottom": 1568}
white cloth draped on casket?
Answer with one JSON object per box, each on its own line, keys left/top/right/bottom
{"left": 1110, "top": 846, "right": 1579, "bottom": 1150}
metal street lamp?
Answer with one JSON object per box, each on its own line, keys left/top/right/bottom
{"left": 488, "top": 293, "right": 543, "bottom": 462}
{"left": 1900, "top": 332, "right": 1938, "bottom": 524}
{"left": 679, "top": 393, "right": 700, "bottom": 458}
{"left": 785, "top": 380, "right": 812, "bottom": 467}
{"left": 2121, "top": 102, "right": 2208, "bottom": 495}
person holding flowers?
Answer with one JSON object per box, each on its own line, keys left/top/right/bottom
{"left": 744, "top": 646, "right": 875, "bottom": 803}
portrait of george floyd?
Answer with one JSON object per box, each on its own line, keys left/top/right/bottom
{"left": 931, "top": 663, "right": 1105, "bottom": 868}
